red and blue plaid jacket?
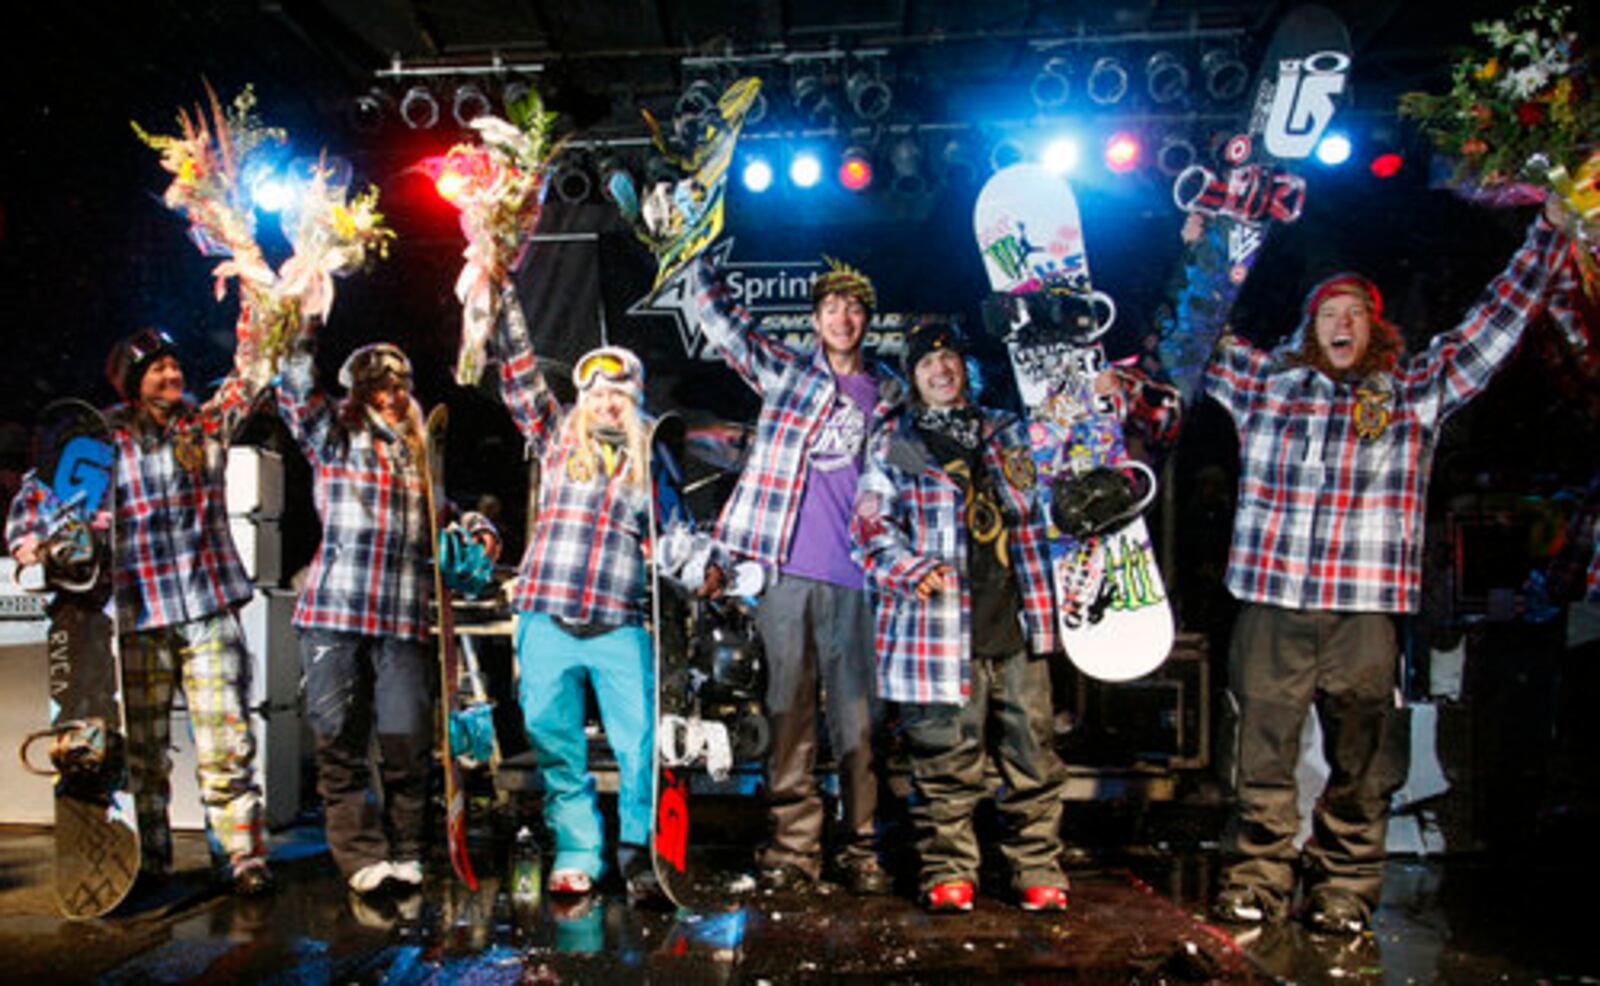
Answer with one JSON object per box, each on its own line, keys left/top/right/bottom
{"left": 496, "top": 326, "right": 678, "bottom": 628}
{"left": 689, "top": 258, "right": 905, "bottom": 569}
{"left": 8, "top": 369, "right": 261, "bottom": 632}
{"left": 274, "top": 353, "right": 432, "bottom": 640}
{"left": 851, "top": 409, "right": 1057, "bottom": 705}
{"left": 1205, "top": 215, "right": 1572, "bottom": 614}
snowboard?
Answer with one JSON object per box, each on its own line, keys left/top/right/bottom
{"left": 1160, "top": 4, "right": 1353, "bottom": 402}
{"left": 15, "top": 399, "right": 140, "bottom": 918}
{"left": 621, "top": 77, "right": 762, "bottom": 302}
{"left": 975, "top": 164, "right": 1173, "bottom": 682}
{"left": 421, "top": 404, "right": 478, "bottom": 890}
{"left": 648, "top": 415, "right": 762, "bottom": 911}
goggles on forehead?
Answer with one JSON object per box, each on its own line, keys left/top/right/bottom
{"left": 127, "top": 328, "right": 176, "bottom": 363}
{"left": 339, "top": 344, "right": 413, "bottom": 390}
{"left": 573, "top": 347, "right": 642, "bottom": 394}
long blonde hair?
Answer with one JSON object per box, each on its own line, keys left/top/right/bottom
{"left": 557, "top": 391, "right": 652, "bottom": 492}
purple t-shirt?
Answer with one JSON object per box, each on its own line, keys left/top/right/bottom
{"left": 782, "top": 372, "right": 877, "bottom": 589}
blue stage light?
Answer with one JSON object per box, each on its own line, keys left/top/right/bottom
{"left": 790, "top": 150, "right": 823, "bottom": 188}
{"left": 251, "top": 173, "right": 295, "bottom": 213}
{"left": 742, "top": 157, "right": 774, "bottom": 193}
{"left": 1041, "top": 137, "right": 1081, "bottom": 175}
{"left": 1315, "top": 132, "right": 1353, "bottom": 167}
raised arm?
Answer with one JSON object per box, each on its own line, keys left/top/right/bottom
{"left": 197, "top": 305, "right": 274, "bottom": 444}
{"left": 684, "top": 255, "right": 799, "bottom": 396}
{"left": 1406, "top": 211, "right": 1571, "bottom": 422}
{"left": 492, "top": 285, "right": 564, "bottom": 453}
{"left": 272, "top": 345, "right": 339, "bottom": 467}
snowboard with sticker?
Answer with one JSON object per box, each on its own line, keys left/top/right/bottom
{"left": 15, "top": 399, "right": 141, "bottom": 918}
{"left": 975, "top": 164, "right": 1173, "bottom": 681}
{"left": 421, "top": 404, "right": 478, "bottom": 890}
{"left": 616, "top": 77, "right": 763, "bottom": 302}
{"left": 1160, "top": 4, "right": 1353, "bottom": 403}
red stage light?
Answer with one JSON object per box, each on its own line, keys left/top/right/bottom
{"left": 1370, "top": 153, "right": 1404, "bottom": 179}
{"left": 838, "top": 152, "right": 874, "bottom": 192}
{"left": 1104, "top": 132, "right": 1141, "bottom": 174}
{"left": 435, "top": 169, "right": 467, "bottom": 203}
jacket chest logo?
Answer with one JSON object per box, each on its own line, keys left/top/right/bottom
{"left": 1352, "top": 385, "right": 1393, "bottom": 442}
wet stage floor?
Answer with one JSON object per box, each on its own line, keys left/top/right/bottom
{"left": 0, "top": 823, "right": 1594, "bottom": 984}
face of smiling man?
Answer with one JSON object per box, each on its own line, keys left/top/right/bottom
{"left": 1313, "top": 291, "right": 1372, "bottom": 373}
{"left": 913, "top": 349, "right": 968, "bottom": 410}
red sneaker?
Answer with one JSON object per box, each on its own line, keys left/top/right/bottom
{"left": 1020, "top": 884, "right": 1068, "bottom": 912}
{"left": 924, "top": 880, "right": 976, "bottom": 913}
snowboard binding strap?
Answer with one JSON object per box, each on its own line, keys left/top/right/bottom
{"left": 658, "top": 714, "right": 734, "bottom": 781}
{"left": 19, "top": 718, "right": 113, "bottom": 778}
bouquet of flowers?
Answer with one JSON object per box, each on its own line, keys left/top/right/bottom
{"left": 421, "top": 88, "right": 561, "bottom": 386}
{"left": 134, "top": 83, "right": 394, "bottom": 384}
{"left": 1400, "top": 1, "right": 1600, "bottom": 318}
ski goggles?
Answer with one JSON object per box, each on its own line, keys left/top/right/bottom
{"left": 125, "top": 328, "right": 176, "bottom": 364}
{"left": 573, "top": 347, "right": 643, "bottom": 397}
{"left": 107, "top": 328, "right": 179, "bottom": 400}
{"left": 338, "top": 343, "right": 413, "bottom": 391}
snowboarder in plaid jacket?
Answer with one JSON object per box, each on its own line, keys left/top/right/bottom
{"left": 852, "top": 320, "right": 1070, "bottom": 913}
{"left": 273, "top": 340, "right": 442, "bottom": 896}
{"left": 1193, "top": 206, "right": 1578, "bottom": 935}
{"left": 685, "top": 254, "right": 904, "bottom": 894}
{"left": 8, "top": 322, "right": 273, "bottom": 896}
{"left": 493, "top": 304, "right": 710, "bottom": 904}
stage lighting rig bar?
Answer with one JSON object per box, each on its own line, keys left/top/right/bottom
{"left": 376, "top": 53, "right": 546, "bottom": 80}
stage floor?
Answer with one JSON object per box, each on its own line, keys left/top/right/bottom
{"left": 0, "top": 819, "right": 1593, "bottom": 985}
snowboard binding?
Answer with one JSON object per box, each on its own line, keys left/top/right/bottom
{"left": 19, "top": 718, "right": 124, "bottom": 785}
{"left": 981, "top": 289, "right": 1115, "bottom": 347}
{"left": 1050, "top": 460, "right": 1158, "bottom": 541}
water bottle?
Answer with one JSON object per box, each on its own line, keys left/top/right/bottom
{"left": 510, "top": 825, "right": 543, "bottom": 912}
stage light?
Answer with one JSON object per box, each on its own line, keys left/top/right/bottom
{"left": 435, "top": 167, "right": 468, "bottom": 204}
{"left": 1030, "top": 57, "right": 1070, "bottom": 110}
{"left": 1087, "top": 56, "right": 1129, "bottom": 106}
{"left": 676, "top": 79, "right": 720, "bottom": 121}
{"left": 250, "top": 171, "right": 295, "bottom": 213}
{"left": 742, "top": 156, "right": 774, "bottom": 193}
{"left": 552, "top": 156, "right": 592, "bottom": 202}
{"left": 1145, "top": 51, "right": 1190, "bottom": 105}
{"left": 989, "top": 137, "right": 1026, "bottom": 173}
{"left": 1104, "top": 132, "right": 1142, "bottom": 174}
{"left": 1315, "top": 132, "right": 1353, "bottom": 166}
{"left": 790, "top": 150, "right": 823, "bottom": 189}
{"left": 452, "top": 83, "right": 492, "bottom": 127}
{"left": 1041, "top": 136, "right": 1081, "bottom": 175}
{"left": 1370, "top": 152, "right": 1404, "bottom": 179}
{"left": 791, "top": 71, "right": 834, "bottom": 126}
{"left": 1202, "top": 48, "right": 1250, "bottom": 101}
{"left": 1156, "top": 134, "right": 1197, "bottom": 176}
{"left": 349, "top": 87, "right": 390, "bottom": 135}
{"left": 888, "top": 136, "right": 926, "bottom": 196}
{"left": 838, "top": 146, "right": 874, "bottom": 192}
{"left": 745, "top": 88, "right": 769, "bottom": 126}
{"left": 941, "top": 138, "right": 979, "bottom": 186}
{"left": 503, "top": 79, "right": 533, "bottom": 110}
{"left": 846, "top": 70, "right": 892, "bottom": 120}
{"left": 399, "top": 85, "right": 440, "bottom": 129}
